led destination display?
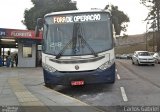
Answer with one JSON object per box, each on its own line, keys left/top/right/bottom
{"left": 52, "top": 13, "right": 109, "bottom": 24}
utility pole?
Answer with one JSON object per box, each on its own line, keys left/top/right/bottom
{"left": 153, "top": 20, "right": 155, "bottom": 52}
{"left": 155, "top": 0, "right": 160, "bottom": 52}
{"left": 146, "top": 22, "right": 149, "bottom": 51}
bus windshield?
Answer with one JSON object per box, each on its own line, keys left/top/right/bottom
{"left": 43, "top": 12, "right": 113, "bottom": 56}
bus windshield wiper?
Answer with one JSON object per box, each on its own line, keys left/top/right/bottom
{"left": 55, "top": 38, "right": 73, "bottom": 59}
{"left": 76, "top": 23, "right": 98, "bottom": 57}
{"left": 78, "top": 35, "right": 98, "bottom": 57}
{"left": 55, "top": 35, "right": 98, "bottom": 59}
{"left": 56, "top": 23, "right": 98, "bottom": 59}
{"left": 56, "top": 23, "right": 79, "bottom": 59}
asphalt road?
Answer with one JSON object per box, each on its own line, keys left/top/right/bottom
{"left": 53, "top": 59, "right": 160, "bottom": 111}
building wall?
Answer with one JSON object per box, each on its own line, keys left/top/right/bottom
{"left": 18, "top": 43, "right": 36, "bottom": 67}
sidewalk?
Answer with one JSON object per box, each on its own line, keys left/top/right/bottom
{"left": 0, "top": 67, "right": 104, "bottom": 112}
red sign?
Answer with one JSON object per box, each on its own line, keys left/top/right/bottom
{"left": 0, "top": 28, "right": 42, "bottom": 40}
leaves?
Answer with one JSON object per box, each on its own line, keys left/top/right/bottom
{"left": 140, "top": 0, "right": 160, "bottom": 21}
{"left": 140, "top": 0, "right": 160, "bottom": 52}
{"left": 23, "top": 0, "right": 77, "bottom": 30}
{"left": 105, "top": 5, "right": 130, "bottom": 35}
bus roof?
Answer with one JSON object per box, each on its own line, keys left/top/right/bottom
{"left": 45, "top": 9, "right": 111, "bottom": 17}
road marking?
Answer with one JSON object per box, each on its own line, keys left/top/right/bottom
{"left": 117, "top": 74, "right": 121, "bottom": 80}
{"left": 120, "top": 87, "right": 128, "bottom": 102}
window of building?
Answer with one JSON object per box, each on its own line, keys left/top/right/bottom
{"left": 23, "top": 45, "right": 32, "bottom": 58}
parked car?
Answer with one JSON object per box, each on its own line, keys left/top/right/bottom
{"left": 153, "top": 52, "right": 160, "bottom": 64}
{"left": 115, "top": 54, "right": 121, "bottom": 59}
{"left": 116, "top": 53, "right": 133, "bottom": 59}
{"left": 127, "top": 53, "right": 133, "bottom": 59}
{"left": 149, "top": 52, "right": 155, "bottom": 56}
{"left": 132, "top": 51, "right": 155, "bottom": 66}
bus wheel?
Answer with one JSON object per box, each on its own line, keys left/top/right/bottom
{"left": 45, "top": 83, "right": 55, "bottom": 89}
{"left": 110, "top": 78, "right": 115, "bottom": 84}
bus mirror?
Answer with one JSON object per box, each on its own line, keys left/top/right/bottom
{"left": 35, "top": 18, "right": 43, "bottom": 37}
{"left": 112, "top": 16, "right": 121, "bottom": 35}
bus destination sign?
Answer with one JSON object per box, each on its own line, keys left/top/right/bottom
{"left": 53, "top": 13, "right": 101, "bottom": 23}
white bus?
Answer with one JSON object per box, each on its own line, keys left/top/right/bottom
{"left": 36, "top": 10, "right": 118, "bottom": 86}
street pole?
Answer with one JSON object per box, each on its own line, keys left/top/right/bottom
{"left": 156, "top": 0, "right": 160, "bottom": 52}
{"left": 157, "top": 7, "right": 160, "bottom": 52}
{"left": 153, "top": 20, "right": 155, "bottom": 52}
{"left": 146, "top": 22, "right": 148, "bottom": 51}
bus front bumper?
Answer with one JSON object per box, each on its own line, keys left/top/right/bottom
{"left": 43, "top": 63, "right": 115, "bottom": 86}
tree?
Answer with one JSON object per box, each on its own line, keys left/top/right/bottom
{"left": 23, "top": 0, "right": 77, "bottom": 30}
{"left": 104, "top": 5, "right": 130, "bottom": 36}
{"left": 140, "top": 0, "right": 160, "bottom": 52}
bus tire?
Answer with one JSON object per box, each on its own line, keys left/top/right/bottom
{"left": 45, "top": 83, "right": 55, "bottom": 89}
{"left": 110, "top": 78, "right": 115, "bottom": 84}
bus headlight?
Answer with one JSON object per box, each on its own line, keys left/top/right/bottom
{"left": 47, "top": 66, "right": 56, "bottom": 72}
{"left": 98, "top": 59, "right": 114, "bottom": 70}
{"left": 42, "top": 63, "right": 56, "bottom": 73}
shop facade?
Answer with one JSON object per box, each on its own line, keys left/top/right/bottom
{"left": 0, "top": 28, "right": 42, "bottom": 67}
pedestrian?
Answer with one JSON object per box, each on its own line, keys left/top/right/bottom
{"left": 6, "top": 56, "right": 11, "bottom": 67}
{"left": 0, "top": 56, "right": 2, "bottom": 67}
{"left": 6, "top": 51, "right": 11, "bottom": 67}
{"left": 14, "top": 54, "right": 18, "bottom": 67}
{"left": 11, "top": 56, "right": 14, "bottom": 67}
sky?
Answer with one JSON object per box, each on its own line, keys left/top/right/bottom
{"left": 0, "top": 0, "right": 149, "bottom": 35}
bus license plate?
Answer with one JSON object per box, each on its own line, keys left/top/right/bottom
{"left": 71, "top": 80, "right": 84, "bottom": 86}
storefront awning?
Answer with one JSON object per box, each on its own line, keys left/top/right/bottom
{"left": 0, "top": 28, "right": 42, "bottom": 40}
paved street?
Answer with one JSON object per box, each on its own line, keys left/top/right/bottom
{"left": 54, "top": 59, "right": 160, "bottom": 111}
{"left": 116, "top": 59, "right": 160, "bottom": 105}
{"left": 0, "top": 67, "right": 103, "bottom": 112}
{"left": 0, "top": 60, "right": 160, "bottom": 112}
{"left": 1, "top": 0, "right": 160, "bottom": 112}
